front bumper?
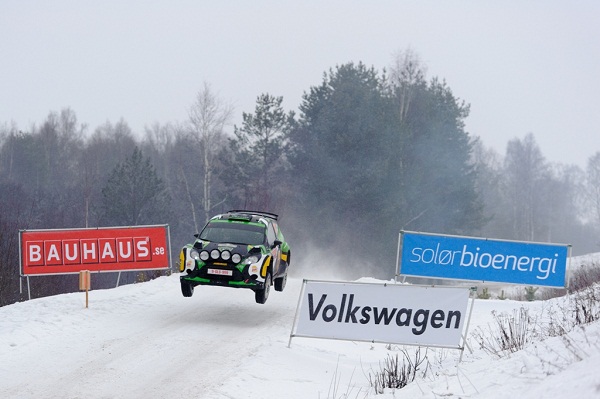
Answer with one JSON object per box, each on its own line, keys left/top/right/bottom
{"left": 180, "top": 267, "right": 265, "bottom": 291}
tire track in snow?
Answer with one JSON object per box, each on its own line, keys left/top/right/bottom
{"left": 0, "top": 275, "right": 300, "bottom": 399}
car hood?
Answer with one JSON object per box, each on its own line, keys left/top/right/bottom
{"left": 195, "top": 240, "right": 264, "bottom": 256}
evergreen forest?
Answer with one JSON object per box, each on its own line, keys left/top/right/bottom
{"left": 2, "top": 55, "right": 600, "bottom": 306}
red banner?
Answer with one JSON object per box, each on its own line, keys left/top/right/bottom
{"left": 20, "top": 225, "right": 170, "bottom": 275}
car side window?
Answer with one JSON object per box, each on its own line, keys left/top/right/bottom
{"left": 266, "top": 223, "right": 276, "bottom": 246}
{"left": 272, "top": 221, "right": 283, "bottom": 241}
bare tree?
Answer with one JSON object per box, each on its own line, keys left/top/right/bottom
{"left": 0, "top": 181, "right": 35, "bottom": 306}
{"left": 585, "top": 152, "right": 600, "bottom": 227}
{"left": 143, "top": 121, "right": 181, "bottom": 193}
{"left": 471, "top": 138, "right": 504, "bottom": 236}
{"left": 80, "top": 146, "right": 98, "bottom": 228}
{"left": 187, "top": 83, "right": 233, "bottom": 229}
{"left": 503, "top": 133, "right": 549, "bottom": 241}
{"left": 389, "top": 48, "right": 427, "bottom": 121}
{"left": 0, "top": 122, "right": 20, "bottom": 180}
{"left": 77, "top": 120, "right": 137, "bottom": 227}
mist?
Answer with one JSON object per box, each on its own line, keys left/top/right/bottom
{"left": 1, "top": 59, "right": 600, "bottom": 308}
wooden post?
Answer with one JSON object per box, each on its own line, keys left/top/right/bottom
{"left": 79, "top": 270, "right": 91, "bottom": 308}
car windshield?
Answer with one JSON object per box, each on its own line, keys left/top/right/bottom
{"left": 199, "top": 222, "right": 266, "bottom": 245}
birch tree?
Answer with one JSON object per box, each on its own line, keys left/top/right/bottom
{"left": 503, "top": 133, "right": 548, "bottom": 241}
{"left": 388, "top": 48, "right": 427, "bottom": 122}
{"left": 187, "top": 83, "right": 233, "bottom": 229}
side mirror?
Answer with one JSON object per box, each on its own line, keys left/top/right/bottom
{"left": 273, "top": 240, "right": 282, "bottom": 248}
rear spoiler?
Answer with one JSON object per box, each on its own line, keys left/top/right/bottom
{"left": 227, "top": 210, "right": 278, "bottom": 220}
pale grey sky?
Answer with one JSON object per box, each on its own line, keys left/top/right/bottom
{"left": 1, "top": 1, "right": 599, "bottom": 167}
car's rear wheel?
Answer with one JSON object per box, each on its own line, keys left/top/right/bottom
{"left": 181, "top": 281, "right": 194, "bottom": 297}
{"left": 274, "top": 274, "right": 287, "bottom": 292}
{"left": 255, "top": 273, "right": 271, "bottom": 304}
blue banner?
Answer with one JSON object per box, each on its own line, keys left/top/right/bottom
{"left": 399, "top": 232, "right": 569, "bottom": 288}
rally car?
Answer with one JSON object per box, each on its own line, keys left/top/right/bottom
{"left": 179, "top": 210, "right": 291, "bottom": 304}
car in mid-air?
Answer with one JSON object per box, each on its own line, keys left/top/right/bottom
{"left": 179, "top": 210, "right": 291, "bottom": 304}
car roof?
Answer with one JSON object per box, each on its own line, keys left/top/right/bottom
{"left": 212, "top": 210, "right": 278, "bottom": 224}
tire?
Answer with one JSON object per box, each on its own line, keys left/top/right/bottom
{"left": 181, "top": 281, "right": 194, "bottom": 297}
{"left": 255, "top": 273, "right": 271, "bottom": 304}
{"left": 274, "top": 274, "right": 287, "bottom": 292}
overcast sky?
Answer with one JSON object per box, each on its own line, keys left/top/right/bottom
{"left": 1, "top": 1, "right": 599, "bottom": 167}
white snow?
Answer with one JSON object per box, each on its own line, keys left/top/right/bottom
{"left": 1, "top": 259, "right": 600, "bottom": 399}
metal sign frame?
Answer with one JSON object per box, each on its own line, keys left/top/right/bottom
{"left": 289, "top": 279, "right": 474, "bottom": 359}
{"left": 396, "top": 230, "right": 571, "bottom": 288}
{"left": 18, "top": 225, "right": 172, "bottom": 300}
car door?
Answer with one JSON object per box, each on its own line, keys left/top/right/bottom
{"left": 266, "top": 222, "right": 281, "bottom": 276}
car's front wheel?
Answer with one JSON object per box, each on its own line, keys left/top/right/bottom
{"left": 255, "top": 273, "right": 271, "bottom": 304}
{"left": 181, "top": 281, "right": 194, "bottom": 297}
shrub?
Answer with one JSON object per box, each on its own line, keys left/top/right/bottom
{"left": 471, "top": 282, "right": 600, "bottom": 361}
{"left": 524, "top": 286, "right": 538, "bottom": 301}
{"left": 368, "top": 348, "right": 428, "bottom": 394}
{"left": 569, "top": 261, "right": 600, "bottom": 292}
{"left": 571, "top": 284, "right": 600, "bottom": 326}
{"left": 472, "top": 307, "right": 537, "bottom": 357}
{"left": 477, "top": 287, "right": 491, "bottom": 299}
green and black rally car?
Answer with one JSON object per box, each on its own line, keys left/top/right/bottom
{"left": 179, "top": 210, "right": 291, "bottom": 304}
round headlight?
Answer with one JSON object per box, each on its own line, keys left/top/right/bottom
{"left": 200, "top": 250, "right": 210, "bottom": 261}
{"left": 210, "top": 249, "right": 221, "bottom": 260}
{"left": 190, "top": 249, "right": 200, "bottom": 260}
{"left": 221, "top": 250, "right": 231, "bottom": 261}
{"left": 231, "top": 253, "right": 242, "bottom": 264}
{"left": 244, "top": 255, "right": 260, "bottom": 265}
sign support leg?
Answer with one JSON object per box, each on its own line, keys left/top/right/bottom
{"left": 459, "top": 291, "right": 477, "bottom": 362}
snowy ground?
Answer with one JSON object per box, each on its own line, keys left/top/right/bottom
{"left": 1, "top": 258, "right": 600, "bottom": 398}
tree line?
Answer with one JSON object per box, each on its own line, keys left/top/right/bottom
{"left": 1, "top": 51, "right": 599, "bottom": 306}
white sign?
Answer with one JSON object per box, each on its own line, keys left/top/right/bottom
{"left": 291, "top": 280, "right": 470, "bottom": 348}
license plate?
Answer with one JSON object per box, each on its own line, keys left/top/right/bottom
{"left": 207, "top": 268, "right": 232, "bottom": 276}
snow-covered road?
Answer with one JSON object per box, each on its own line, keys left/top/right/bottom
{"left": 1, "top": 275, "right": 301, "bottom": 398}
{"left": 1, "top": 269, "right": 599, "bottom": 399}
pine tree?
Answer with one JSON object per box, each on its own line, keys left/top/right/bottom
{"left": 226, "top": 93, "right": 294, "bottom": 210}
{"left": 101, "top": 147, "right": 170, "bottom": 226}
